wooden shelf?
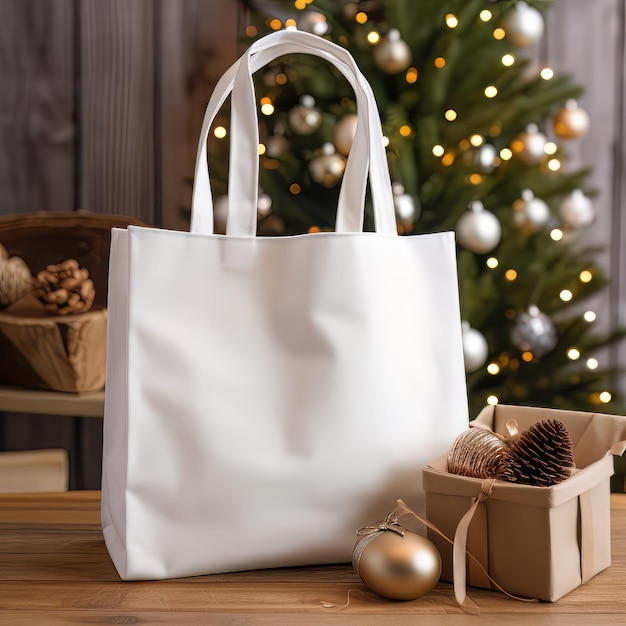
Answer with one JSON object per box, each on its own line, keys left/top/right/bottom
{"left": 0, "top": 384, "right": 104, "bottom": 418}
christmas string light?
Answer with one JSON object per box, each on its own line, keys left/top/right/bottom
{"left": 500, "top": 148, "right": 513, "bottom": 160}
{"left": 214, "top": 126, "right": 227, "bottom": 139}
{"left": 567, "top": 348, "right": 580, "bottom": 360}
{"left": 560, "top": 289, "right": 573, "bottom": 301}
{"left": 540, "top": 68, "right": 554, "bottom": 80}
{"left": 479, "top": 10, "right": 492, "bottom": 22}
{"left": 486, "top": 257, "right": 499, "bottom": 269}
{"left": 487, "top": 395, "right": 499, "bottom": 405}
{"left": 445, "top": 14, "right": 458, "bottom": 28}
{"left": 547, "top": 158, "right": 561, "bottom": 171}
{"left": 355, "top": 11, "right": 368, "bottom": 24}
{"left": 579, "top": 270, "right": 593, "bottom": 283}
{"left": 445, "top": 109, "right": 457, "bottom": 121}
{"left": 432, "top": 144, "right": 444, "bottom": 157}
{"left": 487, "top": 363, "right": 500, "bottom": 375}
{"left": 584, "top": 310, "right": 597, "bottom": 322}
{"left": 550, "top": 228, "right": 563, "bottom": 241}
{"left": 367, "top": 31, "right": 381, "bottom": 44}
{"left": 544, "top": 142, "right": 558, "bottom": 155}
{"left": 484, "top": 85, "right": 498, "bottom": 98}
{"left": 405, "top": 67, "right": 418, "bottom": 83}
{"left": 502, "top": 54, "right": 515, "bottom": 66}
{"left": 587, "top": 358, "right": 599, "bottom": 370}
{"left": 493, "top": 28, "right": 506, "bottom": 40}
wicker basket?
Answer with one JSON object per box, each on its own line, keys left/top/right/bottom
{"left": 0, "top": 211, "right": 145, "bottom": 392}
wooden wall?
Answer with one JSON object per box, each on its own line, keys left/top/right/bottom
{"left": 0, "top": 0, "right": 625, "bottom": 487}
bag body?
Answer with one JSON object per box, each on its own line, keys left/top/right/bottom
{"left": 102, "top": 30, "right": 468, "bottom": 580}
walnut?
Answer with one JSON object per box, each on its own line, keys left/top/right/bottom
{"left": 34, "top": 259, "right": 95, "bottom": 315}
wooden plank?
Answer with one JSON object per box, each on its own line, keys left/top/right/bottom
{"left": 79, "top": 0, "right": 155, "bottom": 223}
{"left": 0, "top": 492, "right": 626, "bottom": 621}
{"left": 0, "top": 0, "right": 75, "bottom": 216}
{"left": 2, "top": 614, "right": 626, "bottom": 626}
{"left": 158, "top": 0, "right": 240, "bottom": 232}
{"left": 545, "top": 0, "right": 619, "bottom": 346}
{"left": 0, "top": 385, "right": 104, "bottom": 418}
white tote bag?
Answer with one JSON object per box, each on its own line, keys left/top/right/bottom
{"left": 102, "top": 30, "right": 468, "bottom": 581}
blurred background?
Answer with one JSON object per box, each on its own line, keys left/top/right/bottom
{"left": 0, "top": 0, "right": 625, "bottom": 488}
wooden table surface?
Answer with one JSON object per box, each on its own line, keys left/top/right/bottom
{"left": 1, "top": 492, "right": 626, "bottom": 625}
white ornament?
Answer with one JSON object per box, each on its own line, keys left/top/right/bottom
{"left": 334, "top": 113, "right": 358, "bottom": 156}
{"left": 288, "top": 95, "right": 322, "bottom": 135}
{"left": 474, "top": 144, "right": 497, "bottom": 173}
{"left": 257, "top": 193, "right": 272, "bottom": 217}
{"left": 502, "top": 1, "right": 545, "bottom": 47}
{"left": 553, "top": 100, "right": 590, "bottom": 140}
{"left": 214, "top": 193, "right": 274, "bottom": 233}
{"left": 513, "top": 189, "right": 550, "bottom": 232}
{"left": 373, "top": 29, "right": 412, "bottom": 74}
{"left": 560, "top": 189, "right": 595, "bottom": 229}
{"left": 461, "top": 321, "right": 489, "bottom": 373}
{"left": 213, "top": 196, "right": 229, "bottom": 234}
{"left": 309, "top": 143, "right": 346, "bottom": 187}
{"left": 514, "top": 124, "right": 547, "bottom": 165}
{"left": 392, "top": 182, "right": 419, "bottom": 231}
{"left": 302, "top": 11, "right": 330, "bottom": 36}
{"left": 265, "top": 134, "right": 289, "bottom": 158}
{"left": 456, "top": 201, "right": 501, "bottom": 254}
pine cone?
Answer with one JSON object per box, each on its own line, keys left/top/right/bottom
{"left": 0, "top": 244, "right": 33, "bottom": 307}
{"left": 34, "top": 259, "right": 95, "bottom": 315}
{"left": 447, "top": 428, "right": 508, "bottom": 479}
{"left": 499, "top": 419, "right": 574, "bottom": 487}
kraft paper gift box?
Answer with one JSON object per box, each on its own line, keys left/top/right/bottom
{"left": 422, "top": 404, "right": 626, "bottom": 602}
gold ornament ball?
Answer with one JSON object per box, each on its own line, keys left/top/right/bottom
{"left": 553, "top": 100, "right": 590, "bottom": 139}
{"left": 373, "top": 29, "right": 412, "bottom": 75}
{"left": 357, "top": 531, "right": 442, "bottom": 601}
{"left": 309, "top": 143, "right": 346, "bottom": 188}
{"left": 334, "top": 113, "right": 358, "bottom": 156}
{"left": 512, "top": 123, "right": 547, "bottom": 165}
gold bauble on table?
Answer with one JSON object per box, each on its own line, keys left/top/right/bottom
{"left": 354, "top": 518, "right": 441, "bottom": 601}
{"left": 553, "top": 100, "right": 590, "bottom": 139}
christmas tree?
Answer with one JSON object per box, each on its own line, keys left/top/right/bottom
{"left": 207, "top": 0, "right": 624, "bottom": 417}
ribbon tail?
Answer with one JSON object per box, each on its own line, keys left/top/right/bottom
{"left": 453, "top": 496, "right": 483, "bottom": 616}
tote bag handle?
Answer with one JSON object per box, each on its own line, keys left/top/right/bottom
{"left": 191, "top": 30, "right": 396, "bottom": 236}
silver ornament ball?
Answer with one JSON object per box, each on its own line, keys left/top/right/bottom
{"left": 288, "top": 95, "right": 322, "bottom": 135}
{"left": 510, "top": 305, "right": 557, "bottom": 358}
{"left": 265, "top": 134, "right": 289, "bottom": 158}
{"left": 502, "top": 1, "right": 545, "bottom": 47}
{"left": 309, "top": 143, "right": 346, "bottom": 188}
{"left": 513, "top": 189, "right": 550, "bottom": 232}
{"left": 373, "top": 29, "right": 412, "bottom": 74}
{"left": 462, "top": 321, "right": 489, "bottom": 373}
{"left": 560, "top": 189, "right": 595, "bottom": 229}
{"left": 463, "top": 143, "right": 497, "bottom": 174}
{"left": 456, "top": 201, "right": 502, "bottom": 254}
{"left": 392, "top": 183, "right": 419, "bottom": 231}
